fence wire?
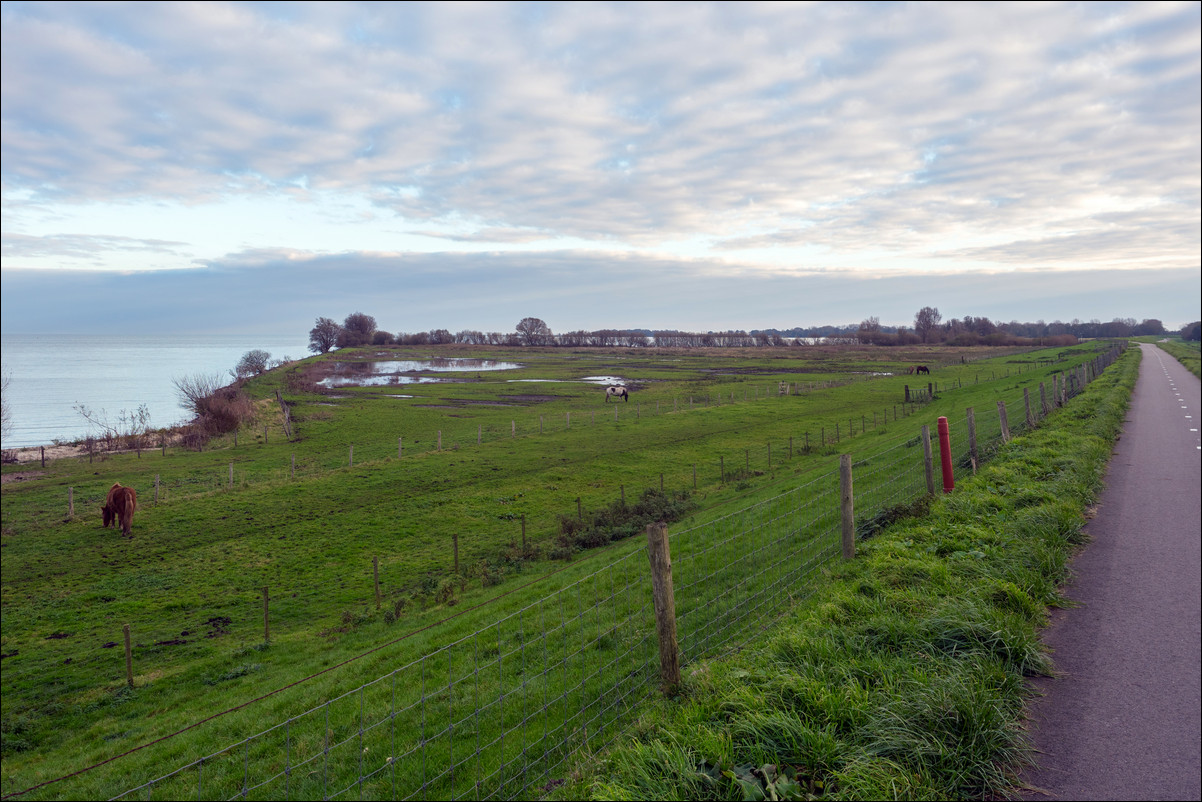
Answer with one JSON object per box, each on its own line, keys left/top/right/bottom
{"left": 83, "top": 347, "right": 1126, "bottom": 801}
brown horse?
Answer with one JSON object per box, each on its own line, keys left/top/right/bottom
{"left": 101, "top": 483, "right": 138, "bottom": 537}
{"left": 915, "top": 365, "right": 931, "bottom": 375}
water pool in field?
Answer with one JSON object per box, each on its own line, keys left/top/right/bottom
{"left": 316, "top": 358, "right": 523, "bottom": 387}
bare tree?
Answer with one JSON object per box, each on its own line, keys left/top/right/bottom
{"left": 515, "top": 317, "right": 552, "bottom": 346}
{"left": 308, "top": 317, "right": 341, "bottom": 354}
{"left": 914, "top": 306, "right": 942, "bottom": 343}
{"left": 74, "top": 402, "right": 152, "bottom": 452}
{"left": 233, "top": 349, "right": 272, "bottom": 379}
{"left": 172, "top": 373, "right": 227, "bottom": 417}
{"left": 1, "top": 370, "right": 12, "bottom": 449}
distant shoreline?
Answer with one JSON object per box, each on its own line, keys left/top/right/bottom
{"left": 5, "top": 443, "right": 91, "bottom": 464}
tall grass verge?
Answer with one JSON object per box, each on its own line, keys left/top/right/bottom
{"left": 559, "top": 346, "right": 1138, "bottom": 801}
{"left": 1154, "top": 338, "right": 1200, "bottom": 378}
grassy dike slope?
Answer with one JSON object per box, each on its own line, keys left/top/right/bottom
{"left": 558, "top": 346, "right": 1139, "bottom": 801}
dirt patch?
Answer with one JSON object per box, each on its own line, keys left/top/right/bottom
{"left": 499, "top": 394, "right": 561, "bottom": 404}
{"left": 6, "top": 444, "right": 88, "bottom": 464}
{"left": 1, "top": 470, "right": 47, "bottom": 485}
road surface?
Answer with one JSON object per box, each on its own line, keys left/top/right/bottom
{"left": 1019, "top": 342, "right": 1201, "bottom": 800}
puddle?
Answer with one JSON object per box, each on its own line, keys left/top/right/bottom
{"left": 317, "top": 358, "right": 523, "bottom": 388}
{"left": 508, "top": 376, "right": 626, "bottom": 385}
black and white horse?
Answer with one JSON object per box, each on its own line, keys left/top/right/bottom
{"left": 605, "top": 385, "right": 629, "bottom": 403}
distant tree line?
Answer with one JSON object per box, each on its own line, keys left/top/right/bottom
{"left": 308, "top": 310, "right": 1186, "bottom": 354}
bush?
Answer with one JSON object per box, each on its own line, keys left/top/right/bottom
{"left": 555, "top": 489, "right": 696, "bottom": 556}
{"left": 171, "top": 373, "right": 257, "bottom": 445}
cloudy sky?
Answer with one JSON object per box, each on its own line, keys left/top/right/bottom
{"left": 2, "top": 0, "right": 1199, "bottom": 336}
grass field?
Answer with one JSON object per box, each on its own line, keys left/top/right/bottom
{"left": 1152, "top": 337, "right": 1200, "bottom": 378}
{"left": 1, "top": 341, "right": 1120, "bottom": 799}
{"left": 557, "top": 343, "right": 1140, "bottom": 801}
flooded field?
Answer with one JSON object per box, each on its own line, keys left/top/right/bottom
{"left": 317, "top": 358, "right": 523, "bottom": 387}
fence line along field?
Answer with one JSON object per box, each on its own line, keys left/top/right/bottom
{"left": 0, "top": 342, "right": 1120, "bottom": 799}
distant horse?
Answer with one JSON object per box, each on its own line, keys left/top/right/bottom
{"left": 101, "top": 483, "right": 138, "bottom": 537}
{"left": 915, "top": 365, "right": 931, "bottom": 375}
{"left": 605, "top": 385, "right": 629, "bottom": 403}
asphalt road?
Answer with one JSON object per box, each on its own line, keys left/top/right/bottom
{"left": 1018, "top": 343, "right": 1201, "bottom": 800}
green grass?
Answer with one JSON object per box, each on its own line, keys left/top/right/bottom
{"left": 554, "top": 345, "right": 1137, "bottom": 801}
{"left": 1, "top": 342, "right": 1123, "bottom": 799}
{"left": 1153, "top": 337, "right": 1200, "bottom": 378}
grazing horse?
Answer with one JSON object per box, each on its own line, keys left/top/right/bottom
{"left": 605, "top": 385, "right": 629, "bottom": 403}
{"left": 915, "top": 365, "right": 931, "bottom": 375}
{"left": 101, "top": 483, "right": 138, "bottom": 537}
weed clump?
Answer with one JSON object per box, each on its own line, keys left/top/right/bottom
{"left": 553, "top": 488, "right": 696, "bottom": 559}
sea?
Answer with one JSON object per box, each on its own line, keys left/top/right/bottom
{"left": 1, "top": 333, "right": 310, "bottom": 449}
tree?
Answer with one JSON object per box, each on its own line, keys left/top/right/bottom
{"left": 172, "top": 373, "right": 227, "bottom": 417}
{"left": 1182, "top": 321, "right": 1201, "bottom": 342}
{"left": 309, "top": 317, "right": 341, "bottom": 354}
{"left": 1134, "top": 319, "right": 1165, "bottom": 336}
{"left": 914, "top": 306, "right": 942, "bottom": 343}
{"left": 338, "top": 312, "right": 377, "bottom": 348}
{"left": 515, "top": 317, "right": 552, "bottom": 346}
{"left": 1, "top": 370, "right": 12, "bottom": 448}
{"left": 233, "top": 349, "right": 271, "bottom": 379}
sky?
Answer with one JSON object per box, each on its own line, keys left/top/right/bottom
{"left": 2, "top": 0, "right": 1199, "bottom": 337}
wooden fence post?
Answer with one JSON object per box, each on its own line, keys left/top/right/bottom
{"left": 229, "top": 462, "right": 233, "bottom": 488}
{"left": 399, "top": 437, "right": 403, "bottom": 458}
{"left": 966, "top": 407, "right": 977, "bottom": 474}
{"left": 453, "top": 534, "right": 459, "bottom": 575}
{"left": 997, "top": 400, "right": 1011, "bottom": 443}
{"left": 155, "top": 475, "right": 160, "bottom": 504}
{"left": 349, "top": 445, "right": 353, "bottom": 467}
{"left": 922, "top": 424, "right": 935, "bottom": 496}
{"left": 1040, "top": 382, "right": 1049, "bottom": 416}
{"left": 262, "top": 586, "right": 270, "bottom": 642}
{"left": 645, "top": 522, "right": 680, "bottom": 696}
{"left": 840, "top": 455, "right": 855, "bottom": 560}
{"left": 68, "top": 487, "right": 74, "bottom": 518}
{"left": 1024, "top": 388, "right": 1035, "bottom": 429}
{"left": 438, "top": 431, "right": 442, "bottom": 451}
{"left": 291, "top": 454, "right": 295, "bottom": 480}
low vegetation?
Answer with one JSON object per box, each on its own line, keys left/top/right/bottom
{"left": 0, "top": 340, "right": 1129, "bottom": 799}
{"left": 1155, "top": 337, "right": 1200, "bottom": 379}
{"left": 555, "top": 346, "right": 1138, "bottom": 801}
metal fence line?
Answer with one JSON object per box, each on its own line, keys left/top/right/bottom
{"left": 13, "top": 347, "right": 1125, "bottom": 802}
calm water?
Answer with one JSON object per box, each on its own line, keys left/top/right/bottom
{"left": 1, "top": 334, "right": 309, "bottom": 448}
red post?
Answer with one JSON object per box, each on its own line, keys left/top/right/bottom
{"left": 937, "top": 416, "right": 954, "bottom": 493}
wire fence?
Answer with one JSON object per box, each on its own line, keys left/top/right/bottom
{"left": 6, "top": 345, "right": 1126, "bottom": 801}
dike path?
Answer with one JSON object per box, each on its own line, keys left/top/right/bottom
{"left": 1018, "top": 343, "right": 1201, "bottom": 800}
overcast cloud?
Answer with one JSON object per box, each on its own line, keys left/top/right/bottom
{"left": 2, "top": 1, "right": 1199, "bottom": 334}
